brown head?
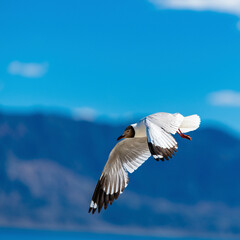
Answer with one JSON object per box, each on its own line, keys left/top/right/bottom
{"left": 117, "top": 125, "right": 135, "bottom": 141}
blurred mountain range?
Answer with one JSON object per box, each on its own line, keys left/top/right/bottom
{"left": 0, "top": 112, "right": 239, "bottom": 238}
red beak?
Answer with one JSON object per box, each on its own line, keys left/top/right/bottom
{"left": 117, "top": 135, "right": 124, "bottom": 141}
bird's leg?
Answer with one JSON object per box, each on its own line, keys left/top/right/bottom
{"left": 177, "top": 129, "right": 192, "bottom": 141}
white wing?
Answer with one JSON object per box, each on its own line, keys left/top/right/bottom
{"left": 145, "top": 115, "right": 180, "bottom": 161}
{"left": 89, "top": 137, "right": 151, "bottom": 214}
{"left": 146, "top": 112, "right": 184, "bottom": 134}
{"left": 147, "top": 112, "right": 200, "bottom": 134}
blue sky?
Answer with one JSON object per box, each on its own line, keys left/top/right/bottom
{"left": 1, "top": 0, "right": 240, "bottom": 132}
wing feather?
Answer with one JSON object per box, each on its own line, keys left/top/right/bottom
{"left": 145, "top": 118, "right": 178, "bottom": 161}
{"left": 88, "top": 137, "right": 151, "bottom": 214}
{"left": 146, "top": 112, "right": 184, "bottom": 134}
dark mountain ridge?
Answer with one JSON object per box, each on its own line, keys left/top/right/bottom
{"left": 0, "top": 112, "right": 239, "bottom": 238}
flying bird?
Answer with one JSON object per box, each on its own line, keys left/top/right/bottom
{"left": 88, "top": 112, "right": 200, "bottom": 214}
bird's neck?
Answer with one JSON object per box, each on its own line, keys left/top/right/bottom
{"left": 131, "top": 121, "right": 146, "bottom": 138}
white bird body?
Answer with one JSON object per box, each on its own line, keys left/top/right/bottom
{"left": 131, "top": 112, "right": 200, "bottom": 138}
{"left": 89, "top": 112, "right": 201, "bottom": 214}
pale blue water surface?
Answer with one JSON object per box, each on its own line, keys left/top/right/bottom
{"left": 0, "top": 228, "right": 228, "bottom": 240}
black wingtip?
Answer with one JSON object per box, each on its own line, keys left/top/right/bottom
{"left": 89, "top": 176, "right": 125, "bottom": 215}
{"left": 148, "top": 141, "right": 178, "bottom": 161}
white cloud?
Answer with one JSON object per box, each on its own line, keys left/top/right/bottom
{"left": 72, "top": 107, "right": 97, "bottom": 122}
{"left": 8, "top": 61, "right": 48, "bottom": 78}
{"left": 149, "top": 0, "right": 240, "bottom": 16}
{"left": 208, "top": 90, "right": 240, "bottom": 106}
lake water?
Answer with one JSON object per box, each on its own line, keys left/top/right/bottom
{"left": 0, "top": 228, "right": 227, "bottom": 240}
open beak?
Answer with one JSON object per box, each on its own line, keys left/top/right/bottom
{"left": 117, "top": 135, "right": 125, "bottom": 141}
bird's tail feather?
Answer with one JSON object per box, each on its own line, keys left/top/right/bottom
{"left": 179, "top": 114, "right": 200, "bottom": 133}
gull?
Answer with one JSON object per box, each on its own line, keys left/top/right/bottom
{"left": 88, "top": 112, "right": 200, "bottom": 214}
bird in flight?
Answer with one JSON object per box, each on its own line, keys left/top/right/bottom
{"left": 88, "top": 112, "right": 200, "bottom": 214}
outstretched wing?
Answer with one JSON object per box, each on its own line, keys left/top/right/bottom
{"left": 88, "top": 137, "right": 151, "bottom": 214}
{"left": 146, "top": 112, "right": 184, "bottom": 134}
{"left": 145, "top": 114, "right": 182, "bottom": 161}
